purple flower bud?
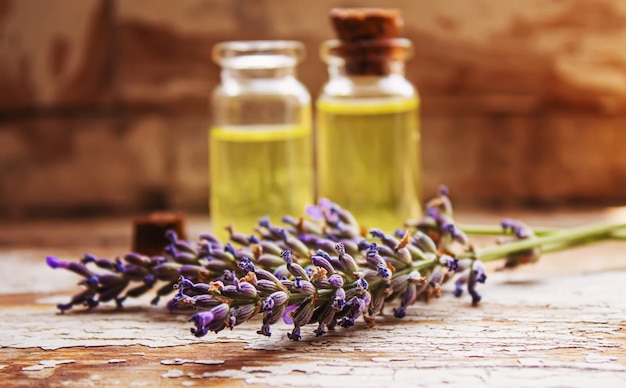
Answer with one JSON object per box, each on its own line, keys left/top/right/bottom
{"left": 152, "top": 263, "right": 181, "bottom": 280}
{"left": 311, "top": 254, "right": 334, "bottom": 275}
{"left": 337, "top": 248, "right": 358, "bottom": 275}
{"left": 316, "top": 249, "right": 333, "bottom": 261}
{"left": 335, "top": 242, "right": 345, "bottom": 256}
{"left": 289, "top": 299, "right": 315, "bottom": 334}
{"left": 237, "top": 257, "right": 256, "bottom": 274}
{"left": 413, "top": 231, "right": 437, "bottom": 254}
{"left": 299, "top": 234, "right": 321, "bottom": 246}
{"left": 288, "top": 262, "right": 310, "bottom": 281}
{"left": 468, "top": 261, "right": 487, "bottom": 306}
{"left": 257, "top": 323, "right": 272, "bottom": 337}
{"left": 273, "top": 265, "right": 290, "bottom": 281}
{"left": 124, "top": 253, "right": 151, "bottom": 266}
{"left": 293, "top": 278, "right": 316, "bottom": 295}
{"left": 229, "top": 304, "right": 257, "bottom": 327}
{"left": 443, "top": 223, "right": 469, "bottom": 245}
{"left": 365, "top": 243, "right": 378, "bottom": 258}
{"left": 287, "top": 326, "right": 302, "bottom": 341}
{"left": 225, "top": 225, "right": 250, "bottom": 246}
{"left": 190, "top": 294, "right": 221, "bottom": 309}
{"left": 370, "top": 229, "right": 399, "bottom": 249}
{"left": 369, "top": 228, "right": 385, "bottom": 239}
{"left": 328, "top": 274, "right": 344, "bottom": 288}
{"left": 225, "top": 242, "right": 238, "bottom": 257}
{"left": 82, "top": 253, "right": 98, "bottom": 264}
{"left": 354, "top": 275, "right": 368, "bottom": 294}
{"left": 439, "top": 255, "right": 459, "bottom": 272}
{"left": 165, "top": 229, "right": 178, "bottom": 242}
{"left": 280, "top": 250, "right": 293, "bottom": 266}
{"left": 393, "top": 306, "right": 407, "bottom": 319}
{"left": 391, "top": 273, "right": 409, "bottom": 293}
{"left": 248, "top": 235, "right": 260, "bottom": 244}
{"left": 263, "top": 291, "right": 288, "bottom": 312}
{"left": 221, "top": 280, "right": 257, "bottom": 300}
{"left": 314, "top": 323, "right": 326, "bottom": 337}
{"left": 317, "top": 238, "right": 339, "bottom": 253}
{"left": 172, "top": 251, "right": 198, "bottom": 265}
{"left": 283, "top": 234, "right": 310, "bottom": 258}
{"left": 332, "top": 287, "right": 346, "bottom": 310}
{"left": 46, "top": 256, "right": 92, "bottom": 278}
{"left": 365, "top": 250, "right": 385, "bottom": 270}
{"left": 429, "top": 266, "right": 445, "bottom": 288}
{"left": 199, "top": 233, "right": 220, "bottom": 244}
{"left": 254, "top": 268, "right": 282, "bottom": 286}
{"left": 376, "top": 263, "right": 391, "bottom": 280}
{"left": 258, "top": 216, "right": 271, "bottom": 228}
{"left": 256, "top": 240, "right": 283, "bottom": 256}
{"left": 178, "top": 264, "right": 208, "bottom": 279}
{"left": 331, "top": 203, "right": 359, "bottom": 227}
{"left": 357, "top": 239, "right": 371, "bottom": 251}
{"left": 189, "top": 303, "right": 229, "bottom": 337}
{"left": 394, "top": 229, "right": 407, "bottom": 239}
{"left": 500, "top": 218, "right": 515, "bottom": 230}
{"left": 453, "top": 271, "right": 469, "bottom": 298}
{"left": 339, "top": 317, "right": 355, "bottom": 328}
{"left": 256, "top": 279, "right": 280, "bottom": 294}
{"left": 256, "top": 253, "right": 284, "bottom": 269}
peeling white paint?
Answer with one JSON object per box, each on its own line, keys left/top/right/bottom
{"left": 161, "top": 359, "right": 224, "bottom": 366}
{"left": 162, "top": 369, "right": 184, "bottom": 378}
{"left": 21, "top": 359, "right": 75, "bottom": 372}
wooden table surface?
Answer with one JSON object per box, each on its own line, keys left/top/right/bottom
{"left": 1, "top": 210, "right": 625, "bottom": 387}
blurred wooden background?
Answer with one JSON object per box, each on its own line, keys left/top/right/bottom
{"left": 1, "top": 0, "right": 626, "bottom": 219}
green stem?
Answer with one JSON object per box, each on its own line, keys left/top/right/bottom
{"left": 458, "top": 221, "right": 626, "bottom": 263}
{"left": 458, "top": 224, "right": 555, "bottom": 236}
{"left": 459, "top": 223, "right": 626, "bottom": 240}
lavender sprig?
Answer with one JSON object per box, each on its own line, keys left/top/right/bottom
{"left": 46, "top": 187, "right": 626, "bottom": 342}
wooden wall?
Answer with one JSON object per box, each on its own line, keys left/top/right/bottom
{"left": 1, "top": 0, "right": 626, "bottom": 218}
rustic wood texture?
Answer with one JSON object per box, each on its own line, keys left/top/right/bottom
{"left": 1, "top": 211, "right": 625, "bottom": 387}
{"left": 2, "top": 0, "right": 626, "bottom": 217}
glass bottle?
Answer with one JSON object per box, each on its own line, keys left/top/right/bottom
{"left": 316, "top": 37, "right": 421, "bottom": 232}
{"left": 210, "top": 41, "right": 313, "bottom": 240}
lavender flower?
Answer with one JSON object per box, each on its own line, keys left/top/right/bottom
{"left": 189, "top": 303, "right": 230, "bottom": 337}
{"left": 45, "top": 184, "right": 556, "bottom": 342}
{"left": 499, "top": 219, "right": 541, "bottom": 268}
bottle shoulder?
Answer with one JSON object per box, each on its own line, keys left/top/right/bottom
{"left": 319, "top": 74, "right": 416, "bottom": 100}
{"left": 213, "top": 76, "right": 311, "bottom": 104}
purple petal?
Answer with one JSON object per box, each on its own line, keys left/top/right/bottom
{"left": 46, "top": 256, "right": 66, "bottom": 269}
{"left": 305, "top": 205, "right": 324, "bottom": 221}
{"left": 282, "top": 304, "right": 298, "bottom": 325}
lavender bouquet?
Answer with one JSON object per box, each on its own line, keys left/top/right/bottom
{"left": 46, "top": 187, "right": 625, "bottom": 341}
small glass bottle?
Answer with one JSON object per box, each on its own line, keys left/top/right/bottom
{"left": 210, "top": 41, "right": 313, "bottom": 240}
{"left": 316, "top": 9, "right": 421, "bottom": 232}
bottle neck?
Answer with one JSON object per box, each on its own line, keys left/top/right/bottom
{"left": 218, "top": 53, "right": 299, "bottom": 82}
{"left": 221, "top": 65, "right": 297, "bottom": 81}
{"left": 321, "top": 38, "right": 412, "bottom": 77}
{"left": 327, "top": 59, "right": 406, "bottom": 79}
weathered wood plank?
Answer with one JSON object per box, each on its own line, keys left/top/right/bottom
{"left": 0, "top": 214, "right": 625, "bottom": 387}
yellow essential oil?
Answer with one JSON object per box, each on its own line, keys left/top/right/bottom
{"left": 209, "top": 124, "right": 313, "bottom": 241}
{"left": 316, "top": 97, "right": 420, "bottom": 232}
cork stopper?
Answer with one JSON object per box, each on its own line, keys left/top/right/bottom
{"left": 327, "top": 8, "right": 408, "bottom": 76}
{"left": 132, "top": 211, "right": 186, "bottom": 256}
{"left": 329, "top": 8, "right": 403, "bottom": 41}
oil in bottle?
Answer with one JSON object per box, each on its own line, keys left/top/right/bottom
{"left": 209, "top": 124, "right": 313, "bottom": 240}
{"left": 316, "top": 97, "right": 420, "bottom": 231}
